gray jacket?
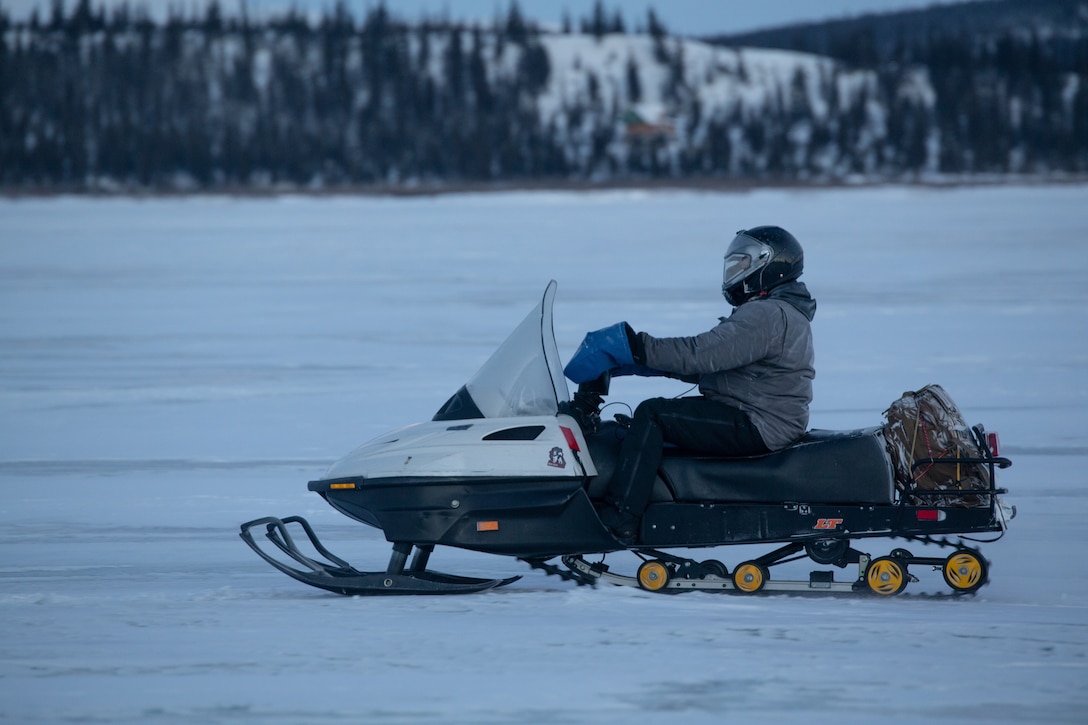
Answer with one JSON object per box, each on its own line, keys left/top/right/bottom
{"left": 638, "top": 282, "right": 816, "bottom": 450}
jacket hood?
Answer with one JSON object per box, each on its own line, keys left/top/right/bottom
{"left": 764, "top": 281, "right": 817, "bottom": 321}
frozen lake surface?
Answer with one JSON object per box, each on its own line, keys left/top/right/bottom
{"left": 2, "top": 185, "right": 1087, "bottom": 723}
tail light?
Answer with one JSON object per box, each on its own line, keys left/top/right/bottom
{"left": 986, "top": 432, "right": 1000, "bottom": 457}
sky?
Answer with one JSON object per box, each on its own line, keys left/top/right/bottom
{"left": 3, "top": 0, "right": 966, "bottom": 36}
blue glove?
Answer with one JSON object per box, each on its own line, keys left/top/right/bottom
{"left": 611, "top": 363, "right": 668, "bottom": 378}
{"left": 564, "top": 322, "right": 636, "bottom": 384}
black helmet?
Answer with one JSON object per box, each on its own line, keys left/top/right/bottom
{"left": 721, "top": 226, "right": 804, "bottom": 306}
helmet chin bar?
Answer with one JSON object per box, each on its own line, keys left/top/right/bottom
{"left": 724, "top": 268, "right": 786, "bottom": 306}
{"left": 722, "top": 279, "right": 755, "bottom": 307}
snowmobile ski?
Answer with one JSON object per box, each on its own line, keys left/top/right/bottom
{"left": 239, "top": 516, "right": 519, "bottom": 595}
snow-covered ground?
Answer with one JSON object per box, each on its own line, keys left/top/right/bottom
{"left": 1, "top": 185, "right": 1087, "bottom": 723}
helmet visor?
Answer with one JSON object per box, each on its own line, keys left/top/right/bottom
{"left": 723, "top": 233, "right": 773, "bottom": 288}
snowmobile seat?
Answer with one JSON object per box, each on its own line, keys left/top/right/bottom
{"left": 658, "top": 427, "right": 895, "bottom": 505}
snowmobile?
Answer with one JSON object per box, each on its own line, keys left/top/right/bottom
{"left": 241, "top": 281, "right": 1012, "bottom": 597}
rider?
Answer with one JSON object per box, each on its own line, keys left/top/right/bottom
{"left": 564, "top": 226, "right": 817, "bottom": 542}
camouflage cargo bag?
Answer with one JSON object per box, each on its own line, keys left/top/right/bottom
{"left": 882, "top": 384, "right": 990, "bottom": 507}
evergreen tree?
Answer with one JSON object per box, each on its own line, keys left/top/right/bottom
{"left": 1, "top": 0, "right": 1084, "bottom": 188}
{"left": 588, "top": 1, "right": 607, "bottom": 41}
{"left": 505, "top": 1, "right": 528, "bottom": 45}
{"left": 647, "top": 9, "right": 666, "bottom": 40}
{"left": 518, "top": 41, "right": 550, "bottom": 95}
{"left": 625, "top": 55, "right": 641, "bottom": 104}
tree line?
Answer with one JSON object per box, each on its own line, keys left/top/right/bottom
{"left": 1, "top": 0, "right": 1086, "bottom": 190}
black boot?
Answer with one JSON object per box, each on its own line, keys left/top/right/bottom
{"left": 596, "top": 502, "right": 640, "bottom": 545}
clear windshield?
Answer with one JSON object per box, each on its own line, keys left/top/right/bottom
{"left": 433, "top": 281, "right": 570, "bottom": 421}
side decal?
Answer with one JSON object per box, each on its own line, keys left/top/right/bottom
{"left": 813, "top": 518, "right": 844, "bottom": 530}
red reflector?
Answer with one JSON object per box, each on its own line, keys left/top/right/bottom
{"left": 560, "top": 426, "right": 580, "bottom": 452}
{"left": 986, "top": 432, "right": 1000, "bottom": 456}
{"left": 916, "top": 509, "right": 940, "bottom": 521}
{"left": 476, "top": 521, "right": 499, "bottom": 532}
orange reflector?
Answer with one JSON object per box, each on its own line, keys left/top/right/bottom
{"left": 330, "top": 483, "right": 356, "bottom": 490}
{"left": 476, "top": 520, "right": 499, "bottom": 532}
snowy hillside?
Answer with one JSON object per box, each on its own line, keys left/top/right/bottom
{"left": 3, "top": 2, "right": 1085, "bottom": 188}
{"left": 535, "top": 33, "right": 884, "bottom": 177}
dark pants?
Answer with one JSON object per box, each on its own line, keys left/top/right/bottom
{"left": 601, "top": 396, "right": 770, "bottom": 539}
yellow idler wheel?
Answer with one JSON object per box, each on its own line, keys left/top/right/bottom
{"left": 636, "top": 560, "right": 671, "bottom": 592}
{"left": 866, "top": 556, "right": 908, "bottom": 596}
{"left": 731, "top": 561, "right": 768, "bottom": 594}
{"left": 943, "top": 550, "right": 988, "bottom": 594}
